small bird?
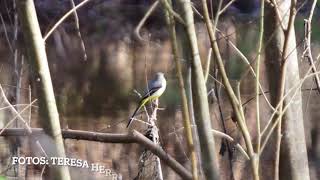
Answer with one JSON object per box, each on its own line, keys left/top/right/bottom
{"left": 127, "top": 72, "right": 167, "bottom": 128}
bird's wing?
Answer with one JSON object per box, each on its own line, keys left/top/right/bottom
{"left": 127, "top": 86, "right": 161, "bottom": 128}
{"left": 143, "top": 86, "right": 162, "bottom": 99}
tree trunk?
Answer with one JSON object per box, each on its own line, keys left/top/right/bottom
{"left": 177, "top": 0, "right": 220, "bottom": 179}
{"left": 264, "top": 1, "right": 310, "bottom": 180}
{"left": 17, "top": 0, "right": 71, "bottom": 179}
{"left": 163, "top": 2, "right": 199, "bottom": 179}
{"left": 135, "top": 99, "right": 163, "bottom": 180}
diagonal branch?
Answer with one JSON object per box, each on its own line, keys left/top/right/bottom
{"left": 212, "top": 129, "right": 249, "bottom": 160}
{"left": 0, "top": 128, "right": 192, "bottom": 180}
{"left": 134, "top": 0, "right": 160, "bottom": 41}
{"left": 43, "top": 0, "right": 92, "bottom": 41}
{"left": 162, "top": 0, "right": 185, "bottom": 25}
{"left": 269, "top": 0, "right": 286, "bottom": 31}
{"left": 69, "top": 0, "right": 87, "bottom": 61}
{"left": 303, "top": 0, "right": 320, "bottom": 94}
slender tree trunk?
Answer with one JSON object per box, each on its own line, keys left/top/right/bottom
{"left": 17, "top": 0, "right": 71, "bottom": 179}
{"left": 162, "top": 1, "right": 199, "bottom": 179}
{"left": 177, "top": 0, "right": 220, "bottom": 179}
{"left": 172, "top": 2, "right": 204, "bottom": 178}
{"left": 264, "top": 1, "right": 310, "bottom": 180}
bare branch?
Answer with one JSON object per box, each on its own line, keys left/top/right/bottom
{"left": 255, "top": 0, "right": 265, "bottom": 155}
{"left": 134, "top": 0, "right": 160, "bottom": 41}
{"left": 212, "top": 129, "right": 249, "bottom": 160}
{"left": 69, "top": 0, "right": 87, "bottom": 61}
{"left": 260, "top": 69, "right": 320, "bottom": 153}
{"left": 216, "top": 29, "right": 275, "bottom": 112}
{"left": 0, "top": 99, "right": 37, "bottom": 135}
{"left": 43, "top": 0, "right": 92, "bottom": 41}
{"left": 219, "top": 0, "right": 236, "bottom": 15}
{"left": 0, "top": 128, "right": 192, "bottom": 180}
{"left": 0, "top": 13, "right": 13, "bottom": 53}
{"left": 161, "top": 0, "right": 185, "bottom": 25}
{"left": 270, "top": 0, "right": 286, "bottom": 30}
{"left": 204, "top": 48, "right": 212, "bottom": 82}
{"left": 0, "top": 85, "right": 33, "bottom": 133}
{"left": 303, "top": 0, "right": 320, "bottom": 94}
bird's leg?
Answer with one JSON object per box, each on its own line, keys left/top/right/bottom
{"left": 151, "top": 99, "right": 157, "bottom": 107}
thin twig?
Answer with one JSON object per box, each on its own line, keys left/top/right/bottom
{"left": 270, "top": 0, "right": 286, "bottom": 31}
{"left": 200, "top": 0, "right": 259, "bottom": 179}
{"left": 0, "top": 84, "right": 49, "bottom": 164}
{"left": 162, "top": 0, "right": 185, "bottom": 25}
{"left": 212, "top": 129, "right": 249, "bottom": 160}
{"left": 212, "top": 0, "right": 222, "bottom": 38}
{"left": 170, "top": 126, "right": 190, "bottom": 161}
{"left": 191, "top": 3, "right": 204, "bottom": 19}
{"left": 0, "top": 99, "right": 37, "bottom": 135}
{"left": 0, "top": 104, "right": 38, "bottom": 111}
{"left": 134, "top": 0, "right": 160, "bottom": 41}
{"left": 131, "top": 117, "right": 152, "bottom": 127}
{"left": 208, "top": 73, "right": 225, "bottom": 88}
{"left": 216, "top": 29, "right": 275, "bottom": 111}
{"left": 0, "top": 85, "right": 33, "bottom": 133}
{"left": 204, "top": 48, "right": 212, "bottom": 83}
{"left": 303, "top": 0, "right": 320, "bottom": 94}
{"left": 36, "top": 141, "right": 49, "bottom": 158}
{"left": 28, "top": 85, "right": 32, "bottom": 125}
{"left": 0, "top": 13, "right": 13, "bottom": 53}
{"left": 219, "top": 0, "right": 236, "bottom": 15}
{"left": 43, "top": 0, "right": 92, "bottom": 41}
{"left": 69, "top": 0, "right": 87, "bottom": 61}
{"left": 40, "top": 165, "right": 47, "bottom": 179}
{"left": 255, "top": 0, "right": 264, "bottom": 155}
{"left": 168, "top": 123, "right": 248, "bottom": 161}
{"left": 260, "top": 66, "right": 319, "bottom": 153}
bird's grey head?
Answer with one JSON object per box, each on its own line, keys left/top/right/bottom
{"left": 155, "top": 72, "right": 165, "bottom": 78}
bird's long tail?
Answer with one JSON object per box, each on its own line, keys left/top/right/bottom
{"left": 127, "top": 97, "right": 149, "bottom": 128}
